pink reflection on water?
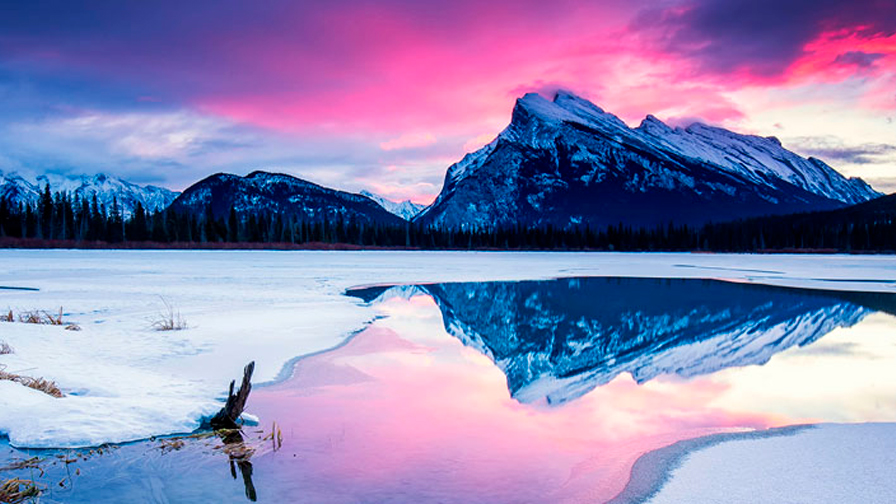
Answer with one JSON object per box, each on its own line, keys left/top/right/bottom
{"left": 248, "top": 295, "right": 799, "bottom": 502}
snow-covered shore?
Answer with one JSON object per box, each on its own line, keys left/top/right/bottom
{"left": 1, "top": 250, "right": 895, "bottom": 448}
{"left": 612, "top": 423, "right": 896, "bottom": 503}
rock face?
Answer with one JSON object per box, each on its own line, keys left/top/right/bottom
{"left": 414, "top": 91, "right": 880, "bottom": 229}
{"left": 0, "top": 171, "right": 178, "bottom": 216}
{"left": 168, "top": 171, "right": 405, "bottom": 225}
{"left": 360, "top": 191, "right": 425, "bottom": 220}
{"left": 350, "top": 278, "right": 894, "bottom": 405}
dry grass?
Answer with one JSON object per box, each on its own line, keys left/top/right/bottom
{"left": 0, "top": 478, "right": 41, "bottom": 503}
{"left": 261, "top": 421, "right": 283, "bottom": 452}
{"left": 0, "top": 366, "right": 64, "bottom": 398}
{"left": 0, "top": 342, "right": 12, "bottom": 355}
{"left": 1, "top": 307, "right": 81, "bottom": 331}
{"left": 2, "top": 307, "right": 65, "bottom": 325}
{"left": 150, "top": 298, "right": 187, "bottom": 331}
{"left": 0, "top": 457, "right": 43, "bottom": 474}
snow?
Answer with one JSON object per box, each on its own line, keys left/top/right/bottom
{"left": 510, "top": 92, "right": 634, "bottom": 143}
{"left": 1, "top": 250, "right": 895, "bottom": 448}
{"left": 635, "top": 117, "right": 880, "bottom": 204}
{"left": 360, "top": 190, "right": 425, "bottom": 220}
{"left": 0, "top": 170, "right": 178, "bottom": 215}
{"left": 641, "top": 423, "right": 896, "bottom": 504}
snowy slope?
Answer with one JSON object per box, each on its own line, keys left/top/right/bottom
{"left": 0, "top": 170, "right": 178, "bottom": 216}
{"left": 636, "top": 116, "right": 877, "bottom": 205}
{"left": 416, "top": 91, "right": 881, "bottom": 229}
{"left": 360, "top": 190, "right": 425, "bottom": 220}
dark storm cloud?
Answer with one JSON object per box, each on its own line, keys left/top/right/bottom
{"left": 637, "top": 0, "right": 896, "bottom": 77}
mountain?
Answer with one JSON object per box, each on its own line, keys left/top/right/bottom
{"left": 415, "top": 91, "right": 880, "bottom": 229}
{"left": 168, "top": 171, "right": 405, "bottom": 225}
{"left": 0, "top": 171, "right": 179, "bottom": 217}
{"left": 349, "top": 278, "right": 895, "bottom": 405}
{"left": 359, "top": 191, "right": 426, "bottom": 220}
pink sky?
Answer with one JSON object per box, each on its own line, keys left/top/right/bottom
{"left": 0, "top": 0, "right": 894, "bottom": 199}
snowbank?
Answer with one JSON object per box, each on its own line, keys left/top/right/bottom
{"left": 624, "top": 423, "right": 896, "bottom": 504}
{"left": 1, "top": 250, "right": 894, "bottom": 447}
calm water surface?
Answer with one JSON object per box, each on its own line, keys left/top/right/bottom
{"left": 3, "top": 278, "right": 896, "bottom": 503}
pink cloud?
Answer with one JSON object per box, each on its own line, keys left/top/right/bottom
{"left": 380, "top": 132, "right": 437, "bottom": 151}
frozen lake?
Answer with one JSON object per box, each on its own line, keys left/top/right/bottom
{"left": 1, "top": 251, "right": 896, "bottom": 502}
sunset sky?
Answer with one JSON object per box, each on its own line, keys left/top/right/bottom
{"left": 1, "top": 0, "right": 895, "bottom": 201}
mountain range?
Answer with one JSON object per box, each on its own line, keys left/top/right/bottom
{"left": 414, "top": 91, "right": 880, "bottom": 228}
{"left": 0, "top": 91, "right": 885, "bottom": 230}
{"left": 0, "top": 171, "right": 179, "bottom": 217}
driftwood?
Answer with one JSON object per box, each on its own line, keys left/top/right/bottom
{"left": 209, "top": 361, "right": 255, "bottom": 430}
{"left": 206, "top": 361, "right": 259, "bottom": 500}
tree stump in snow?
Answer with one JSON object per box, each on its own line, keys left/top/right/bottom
{"left": 209, "top": 361, "right": 255, "bottom": 430}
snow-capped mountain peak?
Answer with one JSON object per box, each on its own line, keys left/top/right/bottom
{"left": 415, "top": 91, "right": 880, "bottom": 229}
{"left": 508, "top": 91, "right": 631, "bottom": 140}
{"left": 0, "top": 170, "right": 179, "bottom": 216}
{"left": 552, "top": 90, "right": 631, "bottom": 131}
{"left": 359, "top": 191, "right": 426, "bottom": 220}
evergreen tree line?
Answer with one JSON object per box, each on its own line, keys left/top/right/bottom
{"left": 1, "top": 187, "right": 894, "bottom": 252}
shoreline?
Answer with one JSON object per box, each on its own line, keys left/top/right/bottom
{"left": 608, "top": 424, "right": 814, "bottom": 503}
{"left": 611, "top": 422, "right": 896, "bottom": 503}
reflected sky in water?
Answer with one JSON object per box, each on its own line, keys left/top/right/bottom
{"left": 4, "top": 278, "right": 896, "bottom": 502}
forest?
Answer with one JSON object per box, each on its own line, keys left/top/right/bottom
{"left": 1, "top": 186, "right": 894, "bottom": 253}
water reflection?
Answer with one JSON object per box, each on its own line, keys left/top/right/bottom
{"left": 349, "top": 278, "right": 896, "bottom": 405}
{"left": 222, "top": 430, "right": 258, "bottom": 502}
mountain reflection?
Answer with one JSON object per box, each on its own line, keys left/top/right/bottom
{"left": 349, "top": 278, "right": 896, "bottom": 405}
